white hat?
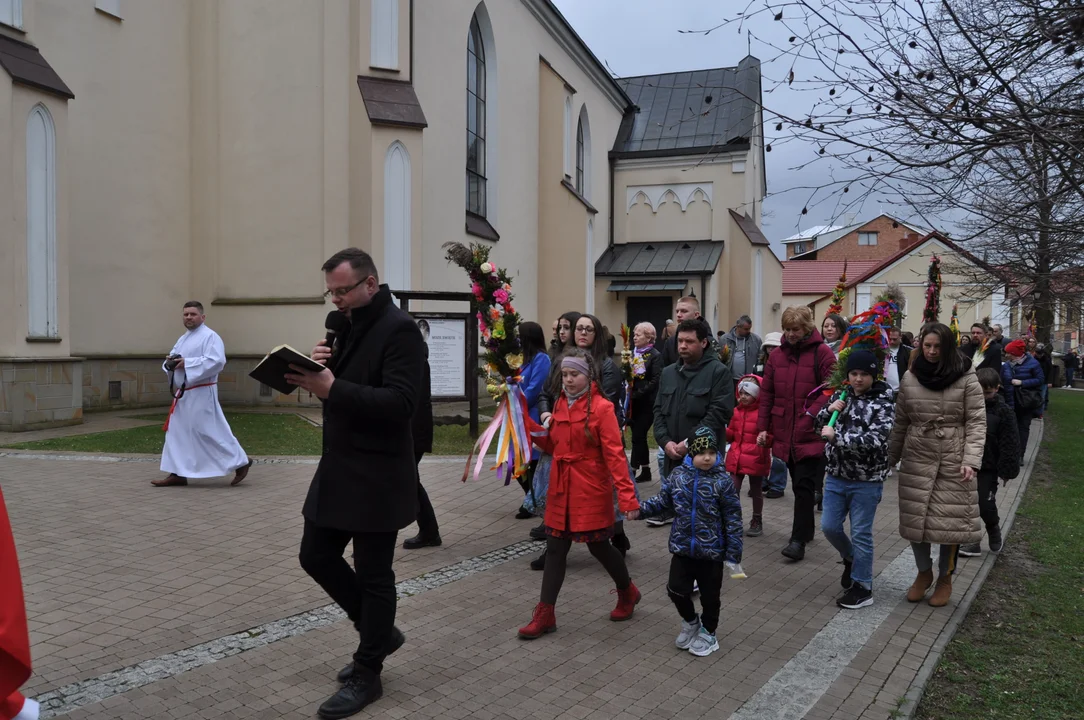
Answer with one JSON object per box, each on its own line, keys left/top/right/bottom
{"left": 763, "top": 331, "right": 783, "bottom": 348}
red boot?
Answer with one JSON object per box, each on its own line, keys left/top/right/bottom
{"left": 610, "top": 581, "right": 641, "bottom": 621}
{"left": 518, "top": 602, "right": 556, "bottom": 639}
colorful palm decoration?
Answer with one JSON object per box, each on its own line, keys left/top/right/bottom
{"left": 827, "top": 260, "right": 849, "bottom": 316}
{"left": 923, "top": 256, "right": 942, "bottom": 324}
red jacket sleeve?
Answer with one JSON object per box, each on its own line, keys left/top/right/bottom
{"left": 524, "top": 412, "right": 555, "bottom": 456}
{"left": 596, "top": 403, "right": 640, "bottom": 514}
{"left": 0, "top": 489, "right": 32, "bottom": 702}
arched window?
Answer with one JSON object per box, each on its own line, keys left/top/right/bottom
{"left": 575, "top": 118, "right": 584, "bottom": 194}
{"left": 575, "top": 105, "right": 591, "bottom": 199}
{"left": 466, "top": 14, "right": 487, "bottom": 217}
{"left": 27, "top": 104, "right": 58, "bottom": 339}
{"left": 384, "top": 141, "right": 411, "bottom": 291}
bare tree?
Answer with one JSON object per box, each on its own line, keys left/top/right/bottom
{"left": 681, "top": 0, "right": 1084, "bottom": 342}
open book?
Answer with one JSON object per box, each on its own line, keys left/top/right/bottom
{"left": 249, "top": 344, "right": 326, "bottom": 395}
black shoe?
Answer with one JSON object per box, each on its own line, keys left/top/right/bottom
{"left": 515, "top": 506, "right": 533, "bottom": 519}
{"left": 815, "top": 491, "right": 823, "bottom": 512}
{"left": 402, "top": 533, "right": 442, "bottom": 549}
{"left": 988, "top": 529, "right": 1004, "bottom": 553}
{"left": 530, "top": 549, "right": 547, "bottom": 571}
{"left": 336, "top": 627, "right": 405, "bottom": 682}
{"left": 765, "top": 489, "right": 784, "bottom": 499}
{"left": 959, "top": 542, "right": 981, "bottom": 557}
{"left": 841, "top": 558, "right": 853, "bottom": 589}
{"left": 529, "top": 522, "right": 547, "bottom": 541}
{"left": 837, "top": 584, "right": 873, "bottom": 609}
{"left": 611, "top": 533, "right": 631, "bottom": 557}
{"left": 635, "top": 466, "right": 653, "bottom": 484}
{"left": 320, "top": 668, "right": 382, "bottom": 718}
{"left": 781, "top": 541, "right": 805, "bottom": 561}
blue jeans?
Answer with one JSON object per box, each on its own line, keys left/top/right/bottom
{"left": 820, "top": 475, "right": 883, "bottom": 589}
{"left": 765, "top": 456, "right": 787, "bottom": 493}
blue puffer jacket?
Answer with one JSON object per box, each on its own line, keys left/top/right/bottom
{"left": 1001, "top": 355, "right": 1045, "bottom": 412}
{"left": 638, "top": 455, "right": 743, "bottom": 563}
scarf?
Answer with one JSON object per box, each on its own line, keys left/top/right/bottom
{"left": 910, "top": 353, "right": 966, "bottom": 391}
{"left": 634, "top": 344, "right": 653, "bottom": 356}
{"left": 564, "top": 385, "right": 589, "bottom": 408}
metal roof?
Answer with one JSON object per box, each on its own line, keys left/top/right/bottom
{"left": 782, "top": 260, "right": 882, "bottom": 295}
{"left": 606, "top": 280, "right": 688, "bottom": 293}
{"left": 595, "top": 240, "right": 724, "bottom": 277}
{"left": 613, "top": 56, "right": 760, "bottom": 156}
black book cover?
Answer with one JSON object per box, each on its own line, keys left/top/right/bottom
{"left": 248, "top": 345, "right": 325, "bottom": 395}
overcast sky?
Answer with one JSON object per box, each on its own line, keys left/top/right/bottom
{"left": 551, "top": 0, "right": 899, "bottom": 257}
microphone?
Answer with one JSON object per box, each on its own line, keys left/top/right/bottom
{"left": 324, "top": 310, "right": 349, "bottom": 370}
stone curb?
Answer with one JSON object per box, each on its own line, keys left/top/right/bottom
{"left": 897, "top": 418, "right": 1044, "bottom": 719}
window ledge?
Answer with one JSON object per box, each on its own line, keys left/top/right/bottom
{"left": 0, "top": 22, "right": 26, "bottom": 34}
{"left": 368, "top": 65, "right": 400, "bottom": 73}
{"left": 95, "top": 8, "right": 123, "bottom": 21}
{"left": 26, "top": 336, "right": 62, "bottom": 343}
{"left": 560, "top": 178, "right": 598, "bottom": 215}
{"left": 465, "top": 212, "right": 500, "bottom": 241}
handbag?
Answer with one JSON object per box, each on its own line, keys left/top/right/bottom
{"left": 1013, "top": 385, "right": 1043, "bottom": 412}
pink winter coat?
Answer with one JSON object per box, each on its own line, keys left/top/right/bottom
{"left": 757, "top": 330, "right": 838, "bottom": 463}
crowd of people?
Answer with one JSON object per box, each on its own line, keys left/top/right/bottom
{"left": 1, "top": 246, "right": 1058, "bottom": 719}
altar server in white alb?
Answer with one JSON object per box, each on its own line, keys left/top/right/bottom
{"left": 152, "top": 301, "right": 252, "bottom": 487}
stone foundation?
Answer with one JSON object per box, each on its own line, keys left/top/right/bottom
{"left": 81, "top": 356, "right": 321, "bottom": 412}
{"left": 1, "top": 358, "right": 84, "bottom": 431}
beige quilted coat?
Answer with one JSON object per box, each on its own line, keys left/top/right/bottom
{"left": 888, "top": 369, "right": 986, "bottom": 545}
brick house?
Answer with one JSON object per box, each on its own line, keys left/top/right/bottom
{"left": 781, "top": 214, "right": 927, "bottom": 261}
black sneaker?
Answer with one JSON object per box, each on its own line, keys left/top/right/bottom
{"left": 765, "top": 489, "right": 784, "bottom": 499}
{"left": 815, "top": 491, "right": 823, "bottom": 512}
{"left": 988, "top": 530, "right": 1004, "bottom": 553}
{"left": 841, "top": 558, "right": 853, "bottom": 589}
{"left": 781, "top": 541, "right": 805, "bottom": 561}
{"left": 529, "top": 522, "right": 547, "bottom": 541}
{"left": 837, "top": 584, "right": 873, "bottom": 609}
{"left": 959, "top": 543, "right": 982, "bottom": 557}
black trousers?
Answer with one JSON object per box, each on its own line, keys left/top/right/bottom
{"left": 977, "top": 470, "right": 1000, "bottom": 535}
{"left": 414, "top": 451, "right": 439, "bottom": 537}
{"left": 629, "top": 401, "right": 654, "bottom": 469}
{"left": 788, "top": 454, "right": 827, "bottom": 544}
{"left": 1015, "top": 411, "right": 1032, "bottom": 462}
{"left": 299, "top": 520, "right": 398, "bottom": 674}
{"left": 667, "top": 555, "right": 724, "bottom": 634}
{"left": 540, "top": 536, "right": 630, "bottom": 605}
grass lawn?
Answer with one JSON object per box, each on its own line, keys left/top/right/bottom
{"left": 3, "top": 411, "right": 660, "bottom": 458}
{"left": 915, "top": 389, "right": 1084, "bottom": 720}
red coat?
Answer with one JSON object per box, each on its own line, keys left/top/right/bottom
{"left": 757, "top": 330, "right": 837, "bottom": 463}
{"left": 1, "top": 488, "right": 32, "bottom": 720}
{"left": 529, "top": 384, "right": 640, "bottom": 532}
{"left": 726, "top": 377, "right": 773, "bottom": 477}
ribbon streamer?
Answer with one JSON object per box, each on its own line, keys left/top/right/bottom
{"left": 462, "top": 382, "right": 532, "bottom": 484}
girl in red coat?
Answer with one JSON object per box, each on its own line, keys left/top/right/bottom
{"left": 1, "top": 488, "right": 38, "bottom": 720}
{"left": 518, "top": 350, "right": 642, "bottom": 639}
{"left": 726, "top": 376, "right": 772, "bottom": 538}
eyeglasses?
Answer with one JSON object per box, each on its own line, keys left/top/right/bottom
{"left": 323, "top": 277, "right": 370, "bottom": 299}
{"left": 575, "top": 326, "right": 595, "bottom": 334}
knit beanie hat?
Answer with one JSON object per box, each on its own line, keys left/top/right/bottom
{"left": 845, "top": 349, "right": 879, "bottom": 375}
{"left": 737, "top": 378, "right": 761, "bottom": 397}
{"left": 687, "top": 426, "right": 718, "bottom": 456}
{"left": 1004, "top": 339, "right": 1027, "bottom": 358}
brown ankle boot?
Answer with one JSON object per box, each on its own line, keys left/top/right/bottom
{"left": 928, "top": 575, "right": 952, "bottom": 607}
{"left": 906, "top": 569, "right": 934, "bottom": 602}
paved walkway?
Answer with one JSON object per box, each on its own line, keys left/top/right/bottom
{"left": 0, "top": 424, "right": 1042, "bottom": 720}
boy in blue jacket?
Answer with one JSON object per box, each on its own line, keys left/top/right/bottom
{"left": 628, "top": 426, "right": 743, "bottom": 657}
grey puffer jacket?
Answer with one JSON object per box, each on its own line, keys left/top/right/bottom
{"left": 888, "top": 369, "right": 986, "bottom": 545}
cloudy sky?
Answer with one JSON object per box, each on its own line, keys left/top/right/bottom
{"left": 551, "top": 0, "right": 902, "bottom": 256}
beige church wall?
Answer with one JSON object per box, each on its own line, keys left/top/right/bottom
{"left": 411, "top": 0, "right": 623, "bottom": 322}
{"left": 23, "top": 0, "right": 191, "bottom": 358}
{"left": 613, "top": 158, "right": 748, "bottom": 246}
{"left": 759, "top": 249, "right": 784, "bottom": 334}
{"left": 1, "top": 87, "right": 72, "bottom": 360}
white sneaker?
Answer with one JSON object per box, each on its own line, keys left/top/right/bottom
{"left": 688, "top": 627, "right": 719, "bottom": 657}
{"left": 645, "top": 517, "right": 673, "bottom": 527}
{"left": 675, "top": 617, "right": 701, "bottom": 649}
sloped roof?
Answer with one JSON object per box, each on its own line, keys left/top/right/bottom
{"left": 782, "top": 260, "right": 882, "bottom": 295}
{"left": 613, "top": 56, "right": 760, "bottom": 157}
{"left": 595, "top": 240, "right": 724, "bottom": 276}
{"left": 728, "top": 210, "right": 771, "bottom": 247}
{"left": 780, "top": 224, "right": 842, "bottom": 244}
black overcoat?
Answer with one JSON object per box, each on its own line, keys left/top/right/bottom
{"left": 302, "top": 286, "right": 424, "bottom": 533}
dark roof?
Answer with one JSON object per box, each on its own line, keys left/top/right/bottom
{"left": 357, "top": 76, "right": 427, "bottom": 129}
{"left": 595, "top": 240, "right": 724, "bottom": 277}
{"left": 728, "top": 210, "right": 771, "bottom": 247}
{"left": 0, "top": 34, "right": 73, "bottom": 99}
{"left": 613, "top": 56, "right": 760, "bottom": 157}
{"left": 607, "top": 280, "right": 688, "bottom": 293}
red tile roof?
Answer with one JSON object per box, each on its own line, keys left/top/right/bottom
{"left": 782, "top": 260, "right": 882, "bottom": 295}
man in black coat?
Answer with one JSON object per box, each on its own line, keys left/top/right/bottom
{"left": 961, "top": 322, "right": 1002, "bottom": 371}
{"left": 286, "top": 248, "right": 424, "bottom": 718}
{"left": 403, "top": 331, "right": 440, "bottom": 549}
